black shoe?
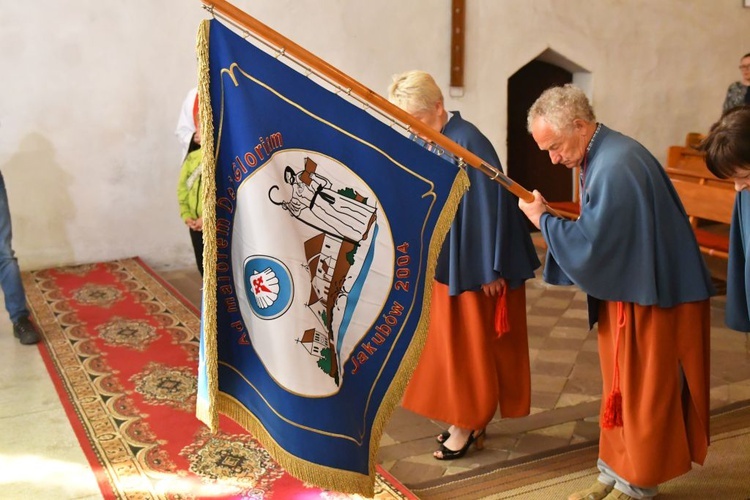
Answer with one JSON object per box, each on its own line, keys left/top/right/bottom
{"left": 13, "top": 316, "right": 40, "bottom": 345}
{"left": 433, "top": 429, "right": 486, "bottom": 460}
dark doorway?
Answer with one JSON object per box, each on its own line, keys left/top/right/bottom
{"left": 507, "top": 61, "right": 573, "bottom": 202}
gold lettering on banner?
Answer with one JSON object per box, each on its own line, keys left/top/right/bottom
{"left": 232, "top": 132, "right": 284, "bottom": 181}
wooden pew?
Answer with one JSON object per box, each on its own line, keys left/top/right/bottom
{"left": 670, "top": 178, "right": 735, "bottom": 260}
{"left": 665, "top": 143, "right": 734, "bottom": 190}
{"left": 664, "top": 139, "right": 734, "bottom": 282}
{"left": 664, "top": 141, "right": 735, "bottom": 259}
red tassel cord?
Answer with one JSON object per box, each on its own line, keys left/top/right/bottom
{"left": 494, "top": 286, "right": 511, "bottom": 338}
{"left": 602, "top": 301, "right": 625, "bottom": 429}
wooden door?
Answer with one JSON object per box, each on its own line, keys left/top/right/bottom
{"left": 507, "top": 61, "right": 573, "bottom": 202}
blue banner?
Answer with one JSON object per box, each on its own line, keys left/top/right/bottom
{"left": 197, "top": 19, "right": 467, "bottom": 496}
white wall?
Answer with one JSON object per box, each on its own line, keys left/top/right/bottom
{"left": 1, "top": 0, "right": 748, "bottom": 271}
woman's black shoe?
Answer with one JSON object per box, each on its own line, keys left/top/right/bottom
{"left": 433, "top": 429, "right": 486, "bottom": 460}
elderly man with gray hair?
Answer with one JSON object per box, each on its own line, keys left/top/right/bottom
{"left": 518, "top": 84, "right": 714, "bottom": 500}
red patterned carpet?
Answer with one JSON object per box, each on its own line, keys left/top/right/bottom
{"left": 23, "top": 258, "right": 414, "bottom": 499}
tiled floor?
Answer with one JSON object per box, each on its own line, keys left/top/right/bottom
{"left": 2, "top": 249, "right": 749, "bottom": 498}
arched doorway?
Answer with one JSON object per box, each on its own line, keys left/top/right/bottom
{"left": 507, "top": 60, "right": 573, "bottom": 202}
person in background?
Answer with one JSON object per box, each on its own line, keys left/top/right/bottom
{"left": 0, "top": 171, "right": 40, "bottom": 345}
{"left": 175, "top": 87, "right": 200, "bottom": 162}
{"left": 518, "top": 84, "right": 714, "bottom": 500}
{"left": 388, "top": 70, "right": 540, "bottom": 461}
{"left": 177, "top": 119, "right": 204, "bottom": 276}
{"left": 722, "top": 53, "right": 750, "bottom": 113}
{"left": 701, "top": 105, "right": 750, "bottom": 332}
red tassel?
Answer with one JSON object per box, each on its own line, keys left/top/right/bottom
{"left": 602, "top": 389, "right": 623, "bottom": 429}
{"left": 602, "top": 302, "right": 626, "bottom": 429}
{"left": 495, "top": 287, "right": 511, "bottom": 337}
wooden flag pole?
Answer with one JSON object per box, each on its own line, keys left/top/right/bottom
{"left": 201, "top": 0, "right": 554, "bottom": 209}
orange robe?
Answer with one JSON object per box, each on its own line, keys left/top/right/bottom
{"left": 597, "top": 299, "right": 710, "bottom": 486}
{"left": 401, "top": 281, "right": 530, "bottom": 429}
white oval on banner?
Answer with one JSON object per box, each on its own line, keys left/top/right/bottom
{"left": 231, "top": 149, "right": 395, "bottom": 397}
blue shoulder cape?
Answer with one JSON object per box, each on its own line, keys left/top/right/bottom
{"left": 540, "top": 125, "right": 714, "bottom": 323}
{"left": 725, "top": 190, "right": 750, "bottom": 332}
{"left": 435, "top": 112, "right": 540, "bottom": 295}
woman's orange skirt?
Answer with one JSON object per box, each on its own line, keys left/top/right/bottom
{"left": 597, "top": 299, "right": 710, "bottom": 486}
{"left": 401, "top": 281, "right": 531, "bottom": 429}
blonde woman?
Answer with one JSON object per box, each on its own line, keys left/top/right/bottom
{"left": 388, "top": 70, "right": 539, "bottom": 460}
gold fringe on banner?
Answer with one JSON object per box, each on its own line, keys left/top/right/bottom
{"left": 215, "top": 391, "right": 376, "bottom": 495}
{"left": 196, "top": 19, "right": 219, "bottom": 432}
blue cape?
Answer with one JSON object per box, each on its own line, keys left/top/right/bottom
{"left": 434, "top": 112, "right": 540, "bottom": 295}
{"left": 725, "top": 190, "right": 750, "bottom": 332}
{"left": 541, "top": 125, "right": 714, "bottom": 324}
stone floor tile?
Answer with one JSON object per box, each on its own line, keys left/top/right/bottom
{"left": 387, "top": 459, "right": 446, "bottom": 485}
{"left": 529, "top": 305, "right": 569, "bottom": 318}
{"left": 539, "top": 288, "right": 578, "bottom": 300}
{"left": 556, "top": 393, "right": 600, "bottom": 408}
{"left": 555, "top": 316, "right": 590, "bottom": 329}
{"left": 533, "top": 421, "right": 577, "bottom": 439}
{"left": 527, "top": 315, "right": 559, "bottom": 327}
{"left": 537, "top": 348, "right": 579, "bottom": 365}
{"left": 562, "top": 308, "right": 589, "bottom": 319}
{"left": 482, "top": 432, "right": 519, "bottom": 452}
{"left": 530, "top": 390, "right": 561, "bottom": 410}
{"left": 550, "top": 325, "right": 591, "bottom": 339}
{"left": 543, "top": 336, "right": 587, "bottom": 350}
{"left": 534, "top": 296, "right": 574, "bottom": 309}
{"left": 575, "top": 350, "right": 601, "bottom": 366}
{"left": 528, "top": 325, "right": 552, "bottom": 338}
{"left": 573, "top": 420, "right": 602, "bottom": 441}
{"left": 728, "top": 382, "right": 750, "bottom": 402}
{"left": 582, "top": 338, "right": 599, "bottom": 352}
{"left": 563, "top": 373, "right": 602, "bottom": 396}
{"left": 385, "top": 420, "right": 444, "bottom": 444}
{"left": 378, "top": 437, "right": 440, "bottom": 462}
{"left": 568, "top": 300, "right": 588, "bottom": 310}
{"left": 514, "top": 432, "right": 571, "bottom": 454}
{"left": 532, "top": 360, "right": 574, "bottom": 378}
